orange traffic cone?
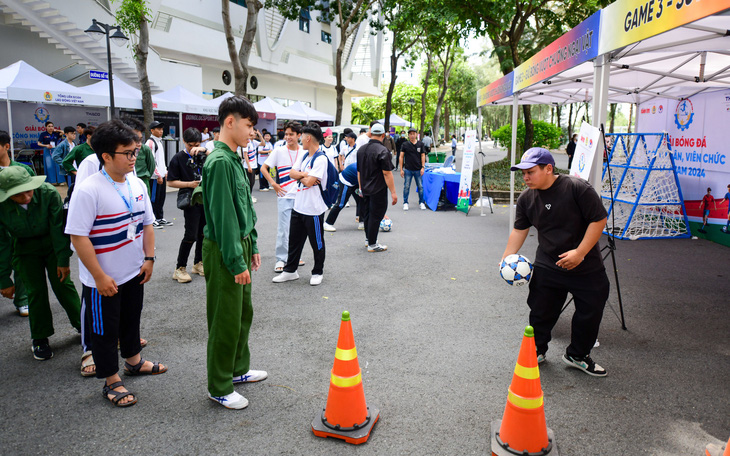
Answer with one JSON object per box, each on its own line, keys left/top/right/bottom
{"left": 705, "top": 435, "right": 730, "bottom": 456}
{"left": 491, "top": 326, "right": 559, "bottom": 456}
{"left": 312, "top": 311, "right": 379, "bottom": 444}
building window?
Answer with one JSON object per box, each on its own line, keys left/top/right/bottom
{"left": 299, "top": 8, "right": 311, "bottom": 33}
{"left": 230, "top": 0, "right": 247, "bottom": 6}
{"left": 321, "top": 31, "right": 331, "bottom": 44}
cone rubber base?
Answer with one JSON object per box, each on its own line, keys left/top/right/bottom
{"left": 491, "top": 420, "right": 559, "bottom": 456}
{"left": 312, "top": 407, "right": 379, "bottom": 445}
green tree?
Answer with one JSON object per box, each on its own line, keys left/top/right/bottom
{"left": 114, "top": 0, "right": 154, "bottom": 132}
{"left": 266, "top": 0, "right": 379, "bottom": 124}
{"left": 221, "top": 0, "right": 263, "bottom": 97}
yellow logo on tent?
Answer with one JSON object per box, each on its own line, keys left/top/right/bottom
{"left": 44, "top": 92, "right": 53, "bottom": 101}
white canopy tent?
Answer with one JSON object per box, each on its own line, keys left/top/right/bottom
{"left": 209, "top": 91, "right": 234, "bottom": 108}
{"left": 475, "top": 2, "right": 730, "bottom": 228}
{"left": 253, "top": 97, "right": 308, "bottom": 121}
{"left": 82, "top": 76, "right": 143, "bottom": 110}
{"left": 289, "top": 101, "right": 335, "bottom": 122}
{"left": 376, "top": 113, "right": 412, "bottom": 127}
{"left": 0, "top": 60, "right": 109, "bottom": 157}
{"left": 152, "top": 85, "right": 217, "bottom": 116}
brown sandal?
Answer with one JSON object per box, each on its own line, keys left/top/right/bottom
{"left": 102, "top": 381, "right": 137, "bottom": 407}
{"left": 81, "top": 351, "right": 96, "bottom": 377}
{"left": 123, "top": 358, "right": 167, "bottom": 376}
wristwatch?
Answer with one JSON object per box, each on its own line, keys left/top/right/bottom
{"left": 144, "top": 256, "right": 156, "bottom": 262}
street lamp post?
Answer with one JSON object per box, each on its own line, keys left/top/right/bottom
{"left": 85, "top": 19, "right": 129, "bottom": 115}
{"left": 407, "top": 98, "right": 416, "bottom": 129}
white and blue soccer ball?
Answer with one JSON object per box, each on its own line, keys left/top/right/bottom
{"left": 379, "top": 218, "right": 393, "bottom": 232}
{"left": 499, "top": 254, "right": 533, "bottom": 286}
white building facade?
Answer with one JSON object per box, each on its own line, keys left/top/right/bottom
{"left": 0, "top": 0, "right": 385, "bottom": 124}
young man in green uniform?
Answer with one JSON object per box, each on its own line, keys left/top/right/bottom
{"left": 0, "top": 130, "right": 32, "bottom": 316}
{"left": 0, "top": 166, "right": 82, "bottom": 360}
{"left": 61, "top": 126, "right": 95, "bottom": 176}
{"left": 203, "top": 96, "right": 267, "bottom": 410}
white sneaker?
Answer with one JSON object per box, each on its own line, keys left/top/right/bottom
{"left": 323, "top": 223, "right": 336, "bottom": 232}
{"left": 251, "top": 196, "right": 257, "bottom": 203}
{"left": 233, "top": 369, "right": 268, "bottom": 384}
{"left": 403, "top": 203, "right": 409, "bottom": 211}
{"left": 368, "top": 244, "right": 388, "bottom": 252}
{"left": 208, "top": 391, "right": 249, "bottom": 409}
{"left": 420, "top": 203, "right": 426, "bottom": 210}
{"left": 310, "top": 274, "right": 323, "bottom": 286}
{"left": 272, "top": 271, "right": 299, "bottom": 283}
{"left": 345, "top": 202, "right": 350, "bottom": 208}
{"left": 358, "top": 222, "right": 365, "bottom": 230}
{"left": 17, "top": 305, "right": 29, "bottom": 317}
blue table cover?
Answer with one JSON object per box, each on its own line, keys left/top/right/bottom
{"left": 422, "top": 171, "right": 470, "bottom": 211}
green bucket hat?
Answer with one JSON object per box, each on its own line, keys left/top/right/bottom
{"left": 0, "top": 166, "right": 46, "bottom": 202}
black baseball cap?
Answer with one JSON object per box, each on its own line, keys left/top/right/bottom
{"left": 408, "top": 127, "right": 417, "bottom": 133}
{"left": 345, "top": 132, "right": 357, "bottom": 140}
{"left": 149, "top": 121, "right": 165, "bottom": 129}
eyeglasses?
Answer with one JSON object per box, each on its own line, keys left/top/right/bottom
{"left": 110, "top": 148, "right": 139, "bottom": 161}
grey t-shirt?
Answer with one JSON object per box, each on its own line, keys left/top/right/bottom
{"left": 515, "top": 174, "right": 607, "bottom": 274}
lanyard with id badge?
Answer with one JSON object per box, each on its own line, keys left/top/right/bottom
{"left": 101, "top": 169, "right": 137, "bottom": 241}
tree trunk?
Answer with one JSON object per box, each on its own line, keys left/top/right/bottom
{"left": 383, "top": 30, "right": 400, "bottom": 135}
{"left": 238, "top": 0, "right": 262, "bottom": 98}
{"left": 608, "top": 103, "right": 617, "bottom": 133}
{"left": 628, "top": 103, "right": 634, "bottom": 133}
{"left": 222, "top": 0, "right": 245, "bottom": 96}
{"left": 567, "top": 103, "right": 574, "bottom": 139}
{"left": 419, "top": 53, "right": 433, "bottom": 136}
{"left": 432, "top": 45, "right": 456, "bottom": 146}
{"left": 133, "top": 3, "right": 153, "bottom": 137}
{"left": 334, "top": 43, "right": 345, "bottom": 126}
{"left": 444, "top": 103, "right": 450, "bottom": 140}
{"left": 522, "top": 105, "right": 533, "bottom": 150}
{"left": 556, "top": 105, "right": 562, "bottom": 129}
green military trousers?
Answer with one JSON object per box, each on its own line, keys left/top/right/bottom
{"left": 14, "top": 237, "right": 81, "bottom": 340}
{"left": 203, "top": 237, "right": 253, "bottom": 397}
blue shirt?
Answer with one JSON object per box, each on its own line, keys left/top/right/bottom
{"left": 340, "top": 163, "right": 358, "bottom": 187}
{"left": 38, "top": 131, "right": 61, "bottom": 148}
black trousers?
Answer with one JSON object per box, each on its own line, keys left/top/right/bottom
{"left": 152, "top": 177, "right": 167, "bottom": 219}
{"left": 83, "top": 274, "right": 144, "bottom": 378}
{"left": 177, "top": 204, "right": 206, "bottom": 268}
{"left": 527, "top": 266, "right": 609, "bottom": 358}
{"left": 325, "top": 185, "right": 361, "bottom": 225}
{"left": 284, "top": 210, "right": 325, "bottom": 275}
{"left": 361, "top": 188, "right": 388, "bottom": 246}
{"left": 246, "top": 169, "right": 256, "bottom": 194}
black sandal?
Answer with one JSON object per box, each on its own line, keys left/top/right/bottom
{"left": 124, "top": 358, "right": 167, "bottom": 376}
{"left": 102, "top": 381, "right": 137, "bottom": 407}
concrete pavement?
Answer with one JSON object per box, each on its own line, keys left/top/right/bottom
{"left": 0, "top": 155, "right": 728, "bottom": 455}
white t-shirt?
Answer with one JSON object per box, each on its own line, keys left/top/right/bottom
{"left": 273, "top": 139, "right": 286, "bottom": 149}
{"left": 338, "top": 140, "right": 348, "bottom": 157}
{"left": 322, "top": 144, "right": 338, "bottom": 168}
{"left": 264, "top": 145, "right": 303, "bottom": 199}
{"left": 65, "top": 171, "right": 154, "bottom": 287}
{"left": 245, "top": 140, "right": 259, "bottom": 169}
{"left": 292, "top": 150, "right": 328, "bottom": 216}
{"left": 342, "top": 143, "right": 358, "bottom": 168}
{"left": 355, "top": 133, "right": 370, "bottom": 149}
{"left": 257, "top": 141, "right": 273, "bottom": 166}
{"left": 146, "top": 135, "right": 166, "bottom": 177}
{"left": 205, "top": 141, "right": 216, "bottom": 153}
{"left": 75, "top": 153, "right": 136, "bottom": 186}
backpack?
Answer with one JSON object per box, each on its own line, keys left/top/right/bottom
{"left": 306, "top": 151, "right": 339, "bottom": 207}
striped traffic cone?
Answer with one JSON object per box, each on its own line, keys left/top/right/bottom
{"left": 491, "top": 326, "right": 559, "bottom": 456}
{"left": 312, "top": 311, "right": 379, "bottom": 445}
{"left": 705, "top": 435, "right": 730, "bottom": 456}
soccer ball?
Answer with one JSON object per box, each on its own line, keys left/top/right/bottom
{"left": 499, "top": 254, "right": 533, "bottom": 286}
{"left": 379, "top": 218, "right": 393, "bottom": 232}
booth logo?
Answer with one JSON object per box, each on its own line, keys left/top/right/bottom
{"left": 578, "top": 153, "right": 586, "bottom": 172}
{"left": 658, "top": 105, "right": 663, "bottom": 113}
{"left": 651, "top": 105, "right": 656, "bottom": 114}
{"left": 674, "top": 99, "right": 694, "bottom": 131}
{"left": 34, "top": 107, "right": 50, "bottom": 123}
{"left": 43, "top": 92, "right": 53, "bottom": 102}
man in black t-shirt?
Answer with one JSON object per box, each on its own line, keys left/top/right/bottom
{"left": 399, "top": 127, "right": 426, "bottom": 210}
{"left": 501, "top": 147, "right": 610, "bottom": 377}
{"left": 167, "top": 127, "right": 207, "bottom": 283}
{"left": 357, "top": 123, "right": 397, "bottom": 252}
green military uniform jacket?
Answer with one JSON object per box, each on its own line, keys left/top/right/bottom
{"left": 135, "top": 144, "right": 156, "bottom": 180}
{"left": 61, "top": 142, "right": 94, "bottom": 173}
{"left": 1, "top": 160, "right": 36, "bottom": 176}
{"left": 202, "top": 141, "right": 258, "bottom": 276}
{"left": 0, "top": 183, "right": 72, "bottom": 288}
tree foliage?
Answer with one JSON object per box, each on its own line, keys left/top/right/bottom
{"left": 352, "top": 83, "right": 428, "bottom": 126}
{"left": 492, "top": 120, "right": 562, "bottom": 154}
{"left": 113, "top": 0, "right": 154, "bottom": 134}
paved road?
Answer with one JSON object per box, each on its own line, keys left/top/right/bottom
{"left": 1, "top": 150, "right": 728, "bottom": 455}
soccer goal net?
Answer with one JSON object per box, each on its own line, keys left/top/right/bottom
{"left": 601, "top": 133, "right": 691, "bottom": 240}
